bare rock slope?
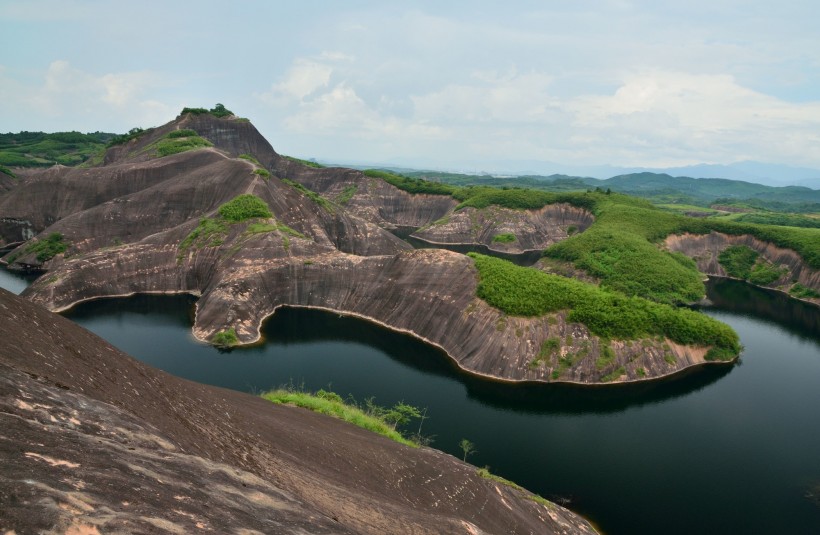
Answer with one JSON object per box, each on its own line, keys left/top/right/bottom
{"left": 1, "top": 112, "right": 732, "bottom": 384}
{"left": 0, "top": 288, "right": 596, "bottom": 534}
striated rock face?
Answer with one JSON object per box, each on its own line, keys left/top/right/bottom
{"left": 24, "top": 237, "right": 716, "bottom": 384}
{"left": 273, "top": 160, "right": 459, "bottom": 230}
{"left": 0, "top": 288, "right": 597, "bottom": 534}
{"left": 665, "top": 232, "right": 820, "bottom": 302}
{"left": 4, "top": 112, "right": 730, "bottom": 384}
{"left": 412, "top": 203, "right": 594, "bottom": 254}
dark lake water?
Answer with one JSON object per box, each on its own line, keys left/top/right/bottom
{"left": 2, "top": 269, "right": 819, "bottom": 534}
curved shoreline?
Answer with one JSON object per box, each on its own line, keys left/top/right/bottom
{"left": 192, "top": 299, "right": 736, "bottom": 388}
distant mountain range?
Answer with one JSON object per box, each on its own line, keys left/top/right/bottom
{"left": 323, "top": 158, "right": 820, "bottom": 190}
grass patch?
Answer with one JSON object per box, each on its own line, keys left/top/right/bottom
{"left": 718, "top": 245, "right": 758, "bottom": 279}
{"left": 212, "top": 328, "right": 238, "bottom": 346}
{"left": 281, "top": 178, "right": 334, "bottom": 212}
{"left": 790, "top": 283, "right": 820, "bottom": 299}
{"left": 0, "top": 165, "right": 16, "bottom": 178}
{"left": 238, "top": 153, "right": 261, "bottom": 165}
{"left": 601, "top": 366, "right": 626, "bottom": 382}
{"left": 179, "top": 217, "right": 229, "bottom": 254}
{"left": 364, "top": 169, "right": 458, "bottom": 195}
{"left": 492, "top": 232, "right": 516, "bottom": 243}
{"left": 152, "top": 134, "right": 212, "bottom": 157}
{"left": 283, "top": 155, "right": 324, "bottom": 168}
{"left": 253, "top": 168, "right": 271, "bottom": 179}
{"left": 595, "top": 343, "right": 616, "bottom": 370}
{"left": 262, "top": 388, "right": 420, "bottom": 447}
{"left": 335, "top": 184, "right": 358, "bottom": 205}
{"left": 469, "top": 253, "right": 740, "bottom": 359}
{"left": 530, "top": 337, "right": 560, "bottom": 368}
{"left": 23, "top": 232, "right": 68, "bottom": 262}
{"left": 167, "top": 128, "right": 198, "bottom": 138}
{"left": 718, "top": 245, "right": 787, "bottom": 286}
{"left": 245, "top": 222, "right": 306, "bottom": 239}
{"left": 218, "top": 194, "right": 273, "bottom": 221}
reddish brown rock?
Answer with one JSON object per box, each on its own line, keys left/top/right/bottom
{"left": 0, "top": 288, "right": 597, "bottom": 534}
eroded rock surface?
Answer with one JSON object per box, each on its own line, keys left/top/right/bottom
{"left": 412, "top": 204, "right": 594, "bottom": 254}
{"left": 666, "top": 232, "right": 820, "bottom": 303}
{"left": 3, "top": 113, "right": 731, "bottom": 384}
{"left": 0, "top": 288, "right": 597, "bottom": 534}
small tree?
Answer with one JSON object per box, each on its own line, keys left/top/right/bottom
{"left": 383, "top": 401, "right": 421, "bottom": 430}
{"left": 459, "top": 439, "right": 476, "bottom": 462}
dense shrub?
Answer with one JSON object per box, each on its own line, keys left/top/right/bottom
{"left": 492, "top": 233, "right": 516, "bottom": 243}
{"left": 469, "top": 253, "right": 739, "bottom": 358}
{"left": 218, "top": 194, "right": 273, "bottom": 221}
{"left": 24, "top": 233, "right": 68, "bottom": 262}
{"left": 167, "top": 129, "right": 198, "bottom": 139}
{"left": 718, "top": 245, "right": 759, "bottom": 280}
{"left": 212, "top": 328, "right": 238, "bottom": 346}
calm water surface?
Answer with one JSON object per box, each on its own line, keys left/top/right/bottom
{"left": 2, "top": 269, "right": 819, "bottom": 534}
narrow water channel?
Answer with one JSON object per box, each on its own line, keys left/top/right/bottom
{"left": 2, "top": 269, "right": 819, "bottom": 534}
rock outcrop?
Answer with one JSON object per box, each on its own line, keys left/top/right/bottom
{"left": 0, "top": 288, "right": 597, "bottom": 534}
{"left": 1, "top": 112, "right": 735, "bottom": 384}
{"left": 666, "top": 232, "right": 820, "bottom": 303}
{"left": 412, "top": 203, "right": 594, "bottom": 254}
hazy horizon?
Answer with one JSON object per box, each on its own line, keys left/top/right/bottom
{"left": 2, "top": 1, "right": 819, "bottom": 171}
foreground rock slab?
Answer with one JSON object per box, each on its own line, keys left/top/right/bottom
{"left": 0, "top": 288, "right": 597, "bottom": 534}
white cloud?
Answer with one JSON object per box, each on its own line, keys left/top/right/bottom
{"left": 0, "top": 61, "right": 175, "bottom": 131}
{"left": 273, "top": 60, "right": 333, "bottom": 101}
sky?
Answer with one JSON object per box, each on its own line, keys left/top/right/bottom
{"left": 2, "top": 0, "right": 819, "bottom": 171}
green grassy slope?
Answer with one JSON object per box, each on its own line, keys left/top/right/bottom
{"left": 0, "top": 131, "right": 114, "bottom": 168}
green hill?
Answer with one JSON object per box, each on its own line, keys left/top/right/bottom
{"left": 0, "top": 131, "right": 114, "bottom": 168}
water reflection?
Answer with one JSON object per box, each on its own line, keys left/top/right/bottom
{"left": 700, "top": 277, "right": 820, "bottom": 343}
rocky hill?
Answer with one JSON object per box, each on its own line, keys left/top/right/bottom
{"left": 4, "top": 109, "right": 807, "bottom": 383}
{"left": 0, "top": 287, "right": 596, "bottom": 534}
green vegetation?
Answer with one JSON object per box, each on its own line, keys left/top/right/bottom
{"left": 218, "top": 194, "right": 273, "bottom": 221}
{"left": 492, "top": 233, "right": 516, "bottom": 243}
{"left": 0, "top": 130, "right": 114, "bottom": 167}
{"left": 545, "top": 197, "right": 706, "bottom": 304}
{"left": 365, "top": 172, "right": 818, "bottom": 301}
{"left": 178, "top": 195, "right": 276, "bottom": 258}
{"left": 253, "top": 168, "right": 271, "bottom": 179}
{"left": 790, "top": 283, "right": 820, "bottom": 299}
{"left": 212, "top": 328, "right": 238, "bottom": 346}
{"left": 167, "top": 128, "right": 198, "bottom": 139}
{"left": 20, "top": 233, "right": 68, "bottom": 263}
{"left": 530, "top": 337, "right": 560, "bottom": 368}
{"left": 335, "top": 185, "right": 358, "bottom": 205}
{"left": 723, "top": 212, "right": 820, "bottom": 229}
{"left": 180, "top": 103, "right": 234, "bottom": 118}
{"left": 238, "top": 153, "right": 261, "bottom": 165}
{"left": 459, "top": 439, "right": 476, "bottom": 461}
{"left": 179, "top": 217, "right": 229, "bottom": 253}
{"left": 469, "top": 253, "right": 740, "bottom": 359}
{"left": 108, "top": 127, "right": 149, "bottom": 147}
{"left": 718, "top": 245, "right": 759, "bottom": 280}
{"left": 596, "top": 343, "right": 616, "bottom": 370}
{"left": 152, "top": 131, "right": 212, "bottom": 157}
{"left": 281, "top": 178, "right": 334, "bottom": 212}
{"left": 477, "top": 467, "right": 524, "bottom": 491}
{"left": 601, "top": 366, "right": 626, "bottom": 382}
{"left": 718, "top": 245, "right": 787, "bottom": 286}
{"left": 283, "top": 155, "right": 324, "bottom": 168}
{"left": 0, "top": 165, "right": 15, "bottom": 178}
{"left": 245, "top": 222, "right": 305, "bottom": 239}
{"left": 364, "top": 169, "right": 457, "bottom": 195}
{"left": 262, "top": 388, "right": 421, "bottom": 447}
